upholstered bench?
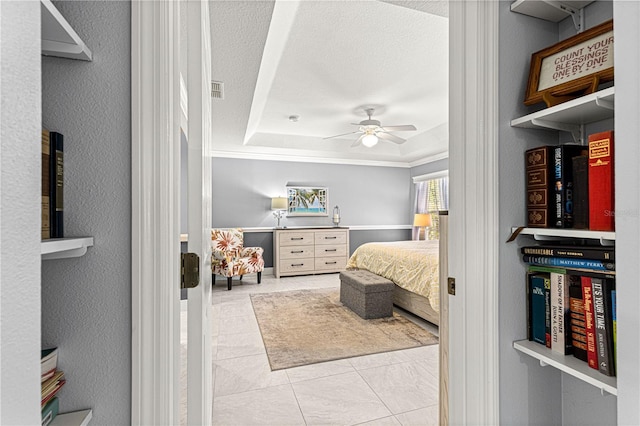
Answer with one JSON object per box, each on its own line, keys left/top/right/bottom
{"left": 339, "top": 270, "right": 395, "bottom": 319}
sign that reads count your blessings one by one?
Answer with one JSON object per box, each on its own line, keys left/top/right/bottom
{"left": 538, "top": 30, "right": 614, "bottom": 91}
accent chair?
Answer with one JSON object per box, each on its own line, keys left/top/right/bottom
{"left": 211, "top": 228, "right": 264, "bottom": 290}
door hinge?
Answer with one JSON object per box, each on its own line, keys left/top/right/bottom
{"left": 181, "top": 252, "right": 200, "bottom": 289}
{"left": 448, "top": 277, "right": 456, "bottom": 296}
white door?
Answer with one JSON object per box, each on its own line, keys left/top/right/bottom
{"left": 185, "top": 1, "right": 213, "bottom": 424}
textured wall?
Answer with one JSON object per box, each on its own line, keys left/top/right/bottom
{"left": 40, "top": 2, "right": 131, "bottom": 423}
{"left": 211, "top": 157, "right": 413, "bottom": 228}
{"left": 0, "top": 2, "right": 42, "bottom": 423}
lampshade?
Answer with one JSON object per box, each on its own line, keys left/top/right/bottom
{"left": 362, "top": 133, "right": 378, "bottom": 147}
{"left": 413, "top": 213, "right": 432, "bottom": 228}
{"left": 271, "top": 197, "right": 287, "bottom": 210}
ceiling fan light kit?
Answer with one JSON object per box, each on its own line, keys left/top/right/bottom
{"left": 323, "top": 107, "right": 417, "bottom": 148}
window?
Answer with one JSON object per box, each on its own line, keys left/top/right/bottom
{"left": 413, "top": 171, "right": 449, "bottom": 240}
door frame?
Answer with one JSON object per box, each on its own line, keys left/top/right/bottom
{"left": 447, "top": 1, "right": 500, "bottom": 424}
{"left": 131, "top": 1, "right": 182, "bottom": 424}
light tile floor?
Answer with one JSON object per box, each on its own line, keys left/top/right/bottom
{"left": 181, "top": 273, "right": 440, "bottom": 426}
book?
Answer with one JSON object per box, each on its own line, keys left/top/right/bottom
{"left": 592, "top": 277, "right": 616, "bottom": 376}
{"left": 588, "top": 130, "right": 614, "bottom": 231}
{"left": 41, "top": 396, "right": 59, "bottom": 426}
{"left": 521, "top": 245, "right": 614, "bottom": 261}
{"left": 49, "top": 132, "right": 64, "bottom": 238}
{"left": 572, "top": 154, "right": 589, "bottom": 229}
{"left": 552, "top": 145, "right": 587, "bottom": 228}
{"left": 522, "top": 255, "right": 615, "bottom": 272}
{"left": 41, "top": 348, "right": 58, "bottom": 382}
{"left": 530, "top": 274, "right": 547, "bottom": 345}
{"left": 41, "top": 370, "right": 65, "bottom": 408}
{"left": 550, "top": 269, "right": 572, "bottom": 354}
{"left": 544, "top": 275, "right": 551, "bottom": 348}
{"left": 525, "top": 145, "right": 552, "bottom": 227}
{"left": 582, "top": 276, "right": 598, "bottom": 370}
{"left": 569, "top": 281, "right": 588, "bottom": 362}
{"left": 612, "top": 289, "right": 617, "bottom": 373}
{"left": 42, "top": 129, "right": 51, "bottom": 240}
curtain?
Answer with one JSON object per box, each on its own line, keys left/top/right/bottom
{"left": 413, "top": 176, "right": 449, "bottom": 240}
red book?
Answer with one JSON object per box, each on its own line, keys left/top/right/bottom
{"left": 588, "top": 131, "right": 614, "bottom": 231}
{"left": 581, "top": 276, "right": 598, "bottom": 370}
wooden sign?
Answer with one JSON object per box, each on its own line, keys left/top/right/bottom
{"left": 525, "top": 20, "right": 613, "bottom": 107}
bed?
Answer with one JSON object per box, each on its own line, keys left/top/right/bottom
{"left": 346, "top": 240, "right": 440, "bottom": 325}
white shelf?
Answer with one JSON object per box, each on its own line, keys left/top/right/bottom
{"left": 514, "top": 340, "right": 617, "bottom": 395}
{"left": 511, "top": 87, "right": 614, "bottom": 143}
{"left": 511, "top": 0, "right": 594, "bottom": 22}
{"left": 41, "top": 0, "right": 92, "bottom": 61}
{"left": 42, "top": 237, "right": 94, "bottom": 260}
{"left": 511, "top": 227, "right": 614, "bottom": 245}
{"left": 50, "top": 409, "right": 92, "bottom": 426}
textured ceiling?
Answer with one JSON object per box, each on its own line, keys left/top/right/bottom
{"left": 209, "top": 0, "right": 449, "bottom": 166}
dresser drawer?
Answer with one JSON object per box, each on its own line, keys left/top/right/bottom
{"left": 315, "top": 231, "right": 347, "bottom": 245}
{"left": 314, "top": 256, "right": 347, "bottom": 271}
{"left": 315, "top": 244, "right": 347, "bottom": 258}
{"left": 279, "top": 258, "right": 315, "bottom": 274}
{"left": 280, "top": 245, "right": 315, "bottom": 260}
{"left": 279, "top": 232, "right": 314, "bottom": 246}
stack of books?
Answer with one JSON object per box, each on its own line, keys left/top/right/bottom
{"left": 522, "top": 245, "right": 616, "bottom": 377}
{"left": 524, "top": 130, "right": 614, "bottom": 231}
{"left": 41, "top": 348, "right": 65, "bottom": 425}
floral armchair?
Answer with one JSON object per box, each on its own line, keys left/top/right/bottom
{"left": 211, "top": 228, "right": 264, "bottom": 290}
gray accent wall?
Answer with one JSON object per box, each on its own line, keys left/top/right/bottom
{"left": 41, "top": 2, "right": 131, "bottom": 423}
{"left": 212, "top": 157, "right": 413, "bottom": 228}
{"left": 499, "top": 2, "right": 615, "bottom": 424}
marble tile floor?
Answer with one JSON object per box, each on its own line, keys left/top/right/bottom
{"left": 181, "top": 273, "right": 440, "bottom": 426}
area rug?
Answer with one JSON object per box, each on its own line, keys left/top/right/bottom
{"left": 250, "top": 288, "right": 438, "bottom": 370}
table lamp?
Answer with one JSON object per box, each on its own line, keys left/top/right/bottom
{"left": 271, "top": 197, "right": 287, "bottom": 228}
{"left": 413, "top": 213, "right": 432, "bottom": 240}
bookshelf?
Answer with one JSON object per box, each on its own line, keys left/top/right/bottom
{"left": 40, "top": 1, "right": 95, "bottom": 424}
{"left": 508, "top": 2, "right": 617, "bottom": 423}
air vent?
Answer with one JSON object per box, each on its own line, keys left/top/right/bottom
{"left": 211, "top": 81, "right": 224, "bottom": 99}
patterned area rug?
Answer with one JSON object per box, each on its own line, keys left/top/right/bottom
{"left": 250, "top": 288, "right": 438, "bottom": 370}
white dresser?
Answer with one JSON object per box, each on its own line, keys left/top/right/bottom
{"left": 273, "top": 227, "right": 349, "bottom": 278}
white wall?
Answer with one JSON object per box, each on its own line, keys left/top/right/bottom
{"left": 40, "top": 2, "right": 132, "bottom": 423}
{"left": 0, "top": 2, "right": 42, "bottom": 424}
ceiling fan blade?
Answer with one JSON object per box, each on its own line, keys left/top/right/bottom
{"left": 322, "top": 130, "right": 360, "bottom": 140}
{"left": 380, "top": 125, "right": 417, "bottom": 131}
{"left": 351, "top": 134, "right": 365, "bottom": 147}
{"left": 377, "top": 131, "right": 406, "bottom": 144}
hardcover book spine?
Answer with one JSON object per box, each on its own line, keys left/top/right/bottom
{"left": 49, "top": 132, "right": 64, "bottom": 238}
{"left": 530, "top": 275, "right": 546, "bottom": 345}
{"left": 42, "top": 129, "right": 51, "bottom": 240}
{"left": 591, "top": 277, "right": 614, "bottom": 375}
{"left": 572, "top": 154, "right": 589, "bottom": 229}
{"left": 553, "top": 145, "right": 586, "bottom": 228}
{"left": 569, "top": 279, "right": 588, "bottom": 362}
{"left": 582, "top": 276, "right": 598, "bottom": 370}
{"left": 525, "top": 146, "right": 552, "bottom": 227}
{"left": 545, "top": 276, "right": 551, "bottom": 348}
{"left": 522, "top": 255, "right": 615, "bottom": 271}
{"left": 612, "top": 289, "right": 617, "bottom": 373}
{"left": 550, "top": 271, "right": 572, "bottom": 354}
{"left": 521, "top": 245, "right": 614, "bottom": 261}
{"left": 588, "top": 130, "right": 614, "bottom": 231}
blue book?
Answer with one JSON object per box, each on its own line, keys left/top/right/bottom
{"left": 523, "top": 255, "right": 614, "bottom": 272}
{"left": 612, "top": 289, "right": 617, "bottom": 372}
{"left": 530, "top": 274, "right": 547, "bottom": 345}
{"left": 41, "top": 396, "right": 59, "bottom": 426}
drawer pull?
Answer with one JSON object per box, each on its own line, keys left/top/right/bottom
{"left": 325, "top": 261, "right": 337, "bottom": 265}
{"left": 291, "top": 250, "right": 304, "bottom": 253}
{"left": 324, "top": 236, "right": 337, "bottom": 239}
{"left": 291, "top": 263, "right": 304, "bottom": 267}
{"left": 291, "top": 237, "right": 304, "bottom": 241}
{"left": 325, "top": 249, "right": 337, "bottom": 252}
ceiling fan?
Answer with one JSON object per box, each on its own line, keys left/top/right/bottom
{"left": 323, "top": 107, "right": 417, "bottom": 147}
